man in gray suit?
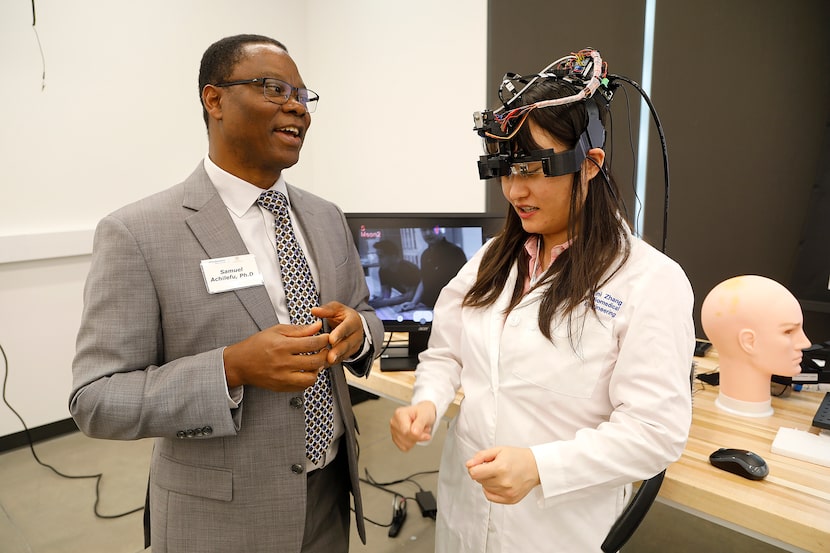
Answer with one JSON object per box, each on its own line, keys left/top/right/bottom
{"left": 70, "top": 34, "right": 383, "bottom": 553}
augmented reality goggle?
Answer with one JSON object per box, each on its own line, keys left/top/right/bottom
{"left": 473, "top": 48, "right": 612, "bottom": 179}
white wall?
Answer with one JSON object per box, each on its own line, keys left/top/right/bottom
{"left": 0, "top": 0, "right": 486, "bottom": 438}
{"left": 304, "top": 1, "right": 488, "bottom": 212}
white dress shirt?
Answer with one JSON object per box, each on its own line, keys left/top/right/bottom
{"left": 204, "top": 156, "right": 345, "bottom": 471}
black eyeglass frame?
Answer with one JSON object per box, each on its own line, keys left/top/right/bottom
{"left": 213, "top": 77, "right": 319, "bottom": 112}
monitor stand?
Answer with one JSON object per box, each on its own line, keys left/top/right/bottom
{"left": 380, "top": 329, "right": 430, "bottom": 372}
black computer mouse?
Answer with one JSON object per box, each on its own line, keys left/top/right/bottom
{"left": 709, "top": 448, "right": 769, "bottom": 480}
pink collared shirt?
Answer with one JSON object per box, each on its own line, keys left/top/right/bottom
{"left": 523, "top": 235, "right": 571, "bottom": 294}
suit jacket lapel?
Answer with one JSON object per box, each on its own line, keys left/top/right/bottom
{"left": 183, "top": 165, "right": 278, "bottom": 331}
{"left": 287, "top": 184, "right": 337, "bottom": 306}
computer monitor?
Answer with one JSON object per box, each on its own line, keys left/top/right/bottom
{"left": 346, "top": 212, "right": 505, "bottom": 370}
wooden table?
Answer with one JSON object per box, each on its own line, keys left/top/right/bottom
{"left": 666, "top": 354, "right": 830, "bottom": 552}
{"left": 347, "top": 351, "right": 830, "bottom": 552}
{"left": 347, "top": 365, "right": 464, "bottom": 420}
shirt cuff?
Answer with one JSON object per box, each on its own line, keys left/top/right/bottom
{"left": 220, "top": 347, "right": 244, "bottom": 408}
{"left": 343, "top": 313, "right": 373, "bottom": 363}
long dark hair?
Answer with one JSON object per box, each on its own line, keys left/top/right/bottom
{"left": 463, "top": 80, "right": 631, "bottom": 341}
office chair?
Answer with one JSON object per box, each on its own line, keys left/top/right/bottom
{"left": 601, "top": 469, "right": 666, "bottom": 552}
{"left": 600, "top": 361, "right": 692, "bottom": 551}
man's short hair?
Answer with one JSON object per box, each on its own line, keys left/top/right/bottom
{"left": 198, "top": 34, "right": 288, "bottom": 129}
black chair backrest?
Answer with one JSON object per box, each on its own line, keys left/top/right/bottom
{"left": 600, "top": 469, "right": 666, "bottom": 553}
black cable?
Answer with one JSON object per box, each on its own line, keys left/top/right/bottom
{"left": 356, "top": 467, "right": 442, "bottom": 527}
{"left": 353, "top": 476, "right": 407, "bottom": 528}
{"left": 367, "top": 468, "right": 439, "bottom": 482}
{"left": 353, "top": 506, "right": 395, "bottom": 529}
{"left": 0, "top": 342, "right": 142, "bottom": 519}
{"left": 361, "top": 468, "right": 419, "bottom": 497}
{"left": 360, "top": 479, "right": 416, "bottom": 502}
{"left": 364, "top": 467, "right": 439, "bottom": 492}
{"left": 607, "top": 74, "right": 670, "bottom": 253}
{"left": 31, "top": 0, "right": 47, "bottom": 91}
{"left": 599, "top": 96, "right": 633, "bottom": 225}
{"left": 613, "top": 84, "right": 643, "bottom": 227}
{"left": 586, "top": 156, "right": 628, "bottom": 222}
{"left": 379, "top": 331, "right": 394, "bottom": 357}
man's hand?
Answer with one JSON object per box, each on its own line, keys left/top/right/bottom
{"left": 466, "top": 446, "right": 541, "bottom": 504}
{"left": 311, "top": 301, "right": 364, "bottom": 366}
{"left": 223, "top": 321, "right": 330, "bottom": 392}
{"left": 390, "top": 401, "right": 437, "bottom": 451}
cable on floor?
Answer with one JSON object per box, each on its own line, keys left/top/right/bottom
{"left": 0, "top": 341, "right": 143, "bottom": 519}
{"left": 357, "top": 467, "right": 439, "bottom": 526}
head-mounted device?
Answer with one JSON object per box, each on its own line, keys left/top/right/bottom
{"left": 473, "top": 48, "right": 612, "bottom": 180}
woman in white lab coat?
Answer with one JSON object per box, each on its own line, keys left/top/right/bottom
{"left": 390, "top": 53, "right": 695, "bottom": 553}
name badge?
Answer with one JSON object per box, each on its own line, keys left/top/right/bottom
{"left": 200, "top": 254, "right": 264, "bottom": 294}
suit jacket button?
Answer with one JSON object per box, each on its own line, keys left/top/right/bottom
{"left": 185, "top": 429, "right": 195, "bottom": 438}
{"left": 291, "top": 463, "right": 304, "bottom": 474}
{"left": 289, "top": 397, "right": 303, "bottom": 409}
{"left": 194, "top": 428, "right": 204, "bottom": 437}
{"left": 176, "top": 431, "right": 186, "bottom": 439}
{"left": 202, "top": 426, "right": 213, "bottom": 436}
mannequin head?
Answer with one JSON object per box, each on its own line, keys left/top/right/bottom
{"left": 700, "top": 275, "right": 811, "bottom": 416}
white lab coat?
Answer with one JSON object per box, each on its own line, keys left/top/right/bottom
{"left": 411, "top": 231, "right": 695, "bottom": 553}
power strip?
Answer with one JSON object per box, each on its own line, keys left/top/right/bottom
{"left": 813, "top": 392, "right": 830, "bottom": 430}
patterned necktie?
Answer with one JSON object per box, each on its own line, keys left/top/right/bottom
{"left": 257, "top": 190, "right": 334, "bottom": 465}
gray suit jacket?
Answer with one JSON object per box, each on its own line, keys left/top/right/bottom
{"left": 70, "top": 163, "right": 383, "bottom": 552}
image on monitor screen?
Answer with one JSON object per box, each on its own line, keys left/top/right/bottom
{"left": 346, "top": 213, "right": 504, "bottom": 370}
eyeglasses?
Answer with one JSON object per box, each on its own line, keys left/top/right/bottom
{"left": 213, "top": 77, "right": 319, "bottom": 113}
{"left": 508, "top": 161, "right": 544, "bottom": 177}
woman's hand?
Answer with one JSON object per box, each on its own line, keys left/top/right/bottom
{"left": 466, "top": 446, "right": 541, "bottom": 504}
{"left": 390, "top": 401, "right": 437, "bottom": 451}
